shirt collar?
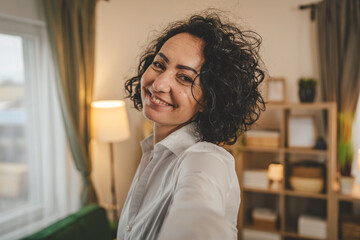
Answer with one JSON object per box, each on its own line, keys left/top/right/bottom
{"left": 140, "top": 122, "right": 200, "bottom": 157}
{"left": 140, "top": 133, "right": 154, "bottom": 155}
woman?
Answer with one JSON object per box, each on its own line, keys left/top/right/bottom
{"left": 117, "top": 13, "right": 265, "bottom": 240}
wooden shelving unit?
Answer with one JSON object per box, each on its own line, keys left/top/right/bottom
{"left": 233, "top": 102, "right": 339, "bottom": 240}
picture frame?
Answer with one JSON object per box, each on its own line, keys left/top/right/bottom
{"left": 266, "top": 77, "right": 286, "bottom": 103}
{"left": 287, "top": 115, "right": 317, "bottom": 148}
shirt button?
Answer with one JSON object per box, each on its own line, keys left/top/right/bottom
{"left": 126, "top": 225, "right": 132, "bottom": 232}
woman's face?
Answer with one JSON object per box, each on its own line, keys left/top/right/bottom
{"left": 140, "top": 33, "right": 205, "bottom": 131}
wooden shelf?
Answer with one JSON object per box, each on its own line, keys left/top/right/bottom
{"left": 239, "top": 146, "right": 327, "bottom": 156}
{"left": 243, "top": 224, "right": 281, "bottom": 234}
{"left": 284, "top": 190, "right": 327, "bottom": 199}
{"left": 243, "top": 187, "right": 329, "bottom": 199}
{"left": 238, "top": 146, "right": 282, "bottom": 153}
{"left": 267, "top": 102, "right": 335, "bottom": 111}
{"left": 284, "top": 230, "right": 327, "bottom": 240}
{"left": 243, "top": 187, "right": 281, "bottom": 195}
{"left": 284, "top": 148, "right": 328, "bottom": 156}
{"left": 336, "top": 192, "right": 360, "bottom": 203}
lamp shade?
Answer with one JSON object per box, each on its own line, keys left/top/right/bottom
{"left": 91, "top": 100, "right": 130, "bottom": 142}
{"left": 267, "top": 163, "right": 283, "bottom": 181}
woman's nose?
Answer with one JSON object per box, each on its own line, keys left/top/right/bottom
{"left": 152, "top": 72, "right": 172, "bottom": 93}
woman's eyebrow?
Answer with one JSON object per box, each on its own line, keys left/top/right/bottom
{"left": 158, "top": 52, "right": 198, "bottom": 75}
{"left": 158, "top": 52, "right": 169, "bottom": 63}
{"left": 176, "top": 65, "right": 198, "bottom": 75}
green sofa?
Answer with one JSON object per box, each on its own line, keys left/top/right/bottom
{"left": 22, "top": 204, "right": 115, "bottom": 240}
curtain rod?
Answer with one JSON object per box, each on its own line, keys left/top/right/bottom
{"left": 299, "top": 4, "right": 317, "bottom": 10}
{"left": 299, "top": 3, "right": 317, "bottom": 21}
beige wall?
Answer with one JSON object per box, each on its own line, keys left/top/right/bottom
{"left": 93, "top": 0, "right": 321, "bottom": 216}
{"left": 0, "top": 0, "right": 44, "bottom": 21}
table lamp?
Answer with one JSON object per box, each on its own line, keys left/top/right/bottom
{"left": 91, "top": 100, "right": 130, "bottom": 222}
{"left": 268, "top": 163, "right": 283, "bottom": 190}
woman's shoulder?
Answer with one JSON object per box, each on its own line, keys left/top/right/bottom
{"left": 175, "top": 141, "right": 239, "bottom": 195}
{"left": 183, "top": 141, "right": 234, "bottom": 162}
{"left": 176, "top": 141, "right": 235, "bottom": 173}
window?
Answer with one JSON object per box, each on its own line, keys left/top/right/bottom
{"left": 0, "top": 14, "right": 80, "bottom": 239}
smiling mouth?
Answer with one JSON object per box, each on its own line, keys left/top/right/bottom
{"left": 148, "top": 91, "right": 174, "bottom": 107}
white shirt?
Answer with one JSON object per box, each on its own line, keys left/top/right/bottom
{"left": 117, "top": 123, "right": 240, "bottom": 240}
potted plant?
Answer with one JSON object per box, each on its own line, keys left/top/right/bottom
{"left": 298, "top": 77, "right": 317, "bottom": 103}
{"left": 315, "top": 136, "right": 327, "bottom": 150}
{"left": 338, "top": 112, "right": 355, "bottom": 195}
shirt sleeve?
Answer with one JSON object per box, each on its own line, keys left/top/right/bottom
{"left": 157, "top": 150, "right": 236, "bottom": 240}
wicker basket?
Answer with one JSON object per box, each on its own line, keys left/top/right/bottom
{"left": 341, "top": 214, "right": 360, "bottom": 240}
{"left": 245, "top": 130, "right": 280, "bottom": 148}
{"left": 252, "top": 208, "right": 277, "bottom": 231}
{"left": 253, "top": 218, "right": 277, "bottom": 231}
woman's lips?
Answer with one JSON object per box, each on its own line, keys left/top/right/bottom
{"left": 148, "top": 91, "right": 174, "bottom": 107}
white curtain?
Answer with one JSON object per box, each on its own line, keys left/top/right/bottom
{"left": 0, "top": 7, "right": 81, "bottom": 240}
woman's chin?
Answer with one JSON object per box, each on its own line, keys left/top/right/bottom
{"left": 142, "top": 109, "right": 161, "bottom": 123}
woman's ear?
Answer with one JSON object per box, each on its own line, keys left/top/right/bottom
{"left": 198, "top": 100, "right": 206, "bottom": 113}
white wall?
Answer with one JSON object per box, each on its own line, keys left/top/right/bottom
{"left": 94, "top": 0, "right": 321, "bottom": 216}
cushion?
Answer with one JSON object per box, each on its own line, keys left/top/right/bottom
{"left": 22, "top": 204, "right": 112, "bottom": 240}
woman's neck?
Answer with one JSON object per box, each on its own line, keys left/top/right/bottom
{"left": 153, "top": 123, "right": 186, "bottom": 144}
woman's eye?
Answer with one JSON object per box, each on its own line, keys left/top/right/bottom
{"left": 178, "top": 75, "right": 193, "bottom": 84}
{"left": 152, "top": 61, "right": 164, "bottom": 70}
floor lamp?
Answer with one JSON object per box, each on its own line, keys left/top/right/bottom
{"left": 91, "top": 100, "right": 130, "bottom": 222}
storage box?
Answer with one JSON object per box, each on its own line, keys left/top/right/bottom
{"left": 245, "top": 130, "right": 280, "bottom": 148}
{"left": 252, "top": 208, "right": 277, "bottom": 231}
{"left": 243, "top": 170, "right": 268, "bottom": 189}
{"left": 298, "top": 214, "right": 327, "bottom": 239}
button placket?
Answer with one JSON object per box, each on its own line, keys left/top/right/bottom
{"left": 128, "top": 151, "right": 159, "bottom": 224}
{"left": 126, "top": 225, "right": 132, "bottom": 232}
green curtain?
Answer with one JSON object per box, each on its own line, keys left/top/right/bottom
{"left": 317, "top": 0, "right": 360, "bottom": 175}
{"left": 42, "top": 0, "right": 98, "bottom": 205}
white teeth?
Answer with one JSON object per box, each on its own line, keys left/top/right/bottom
{"left": 150, "top": 94, "right": 170, "bottom": 106}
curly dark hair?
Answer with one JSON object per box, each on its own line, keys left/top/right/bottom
{"left": 125, "top": 12, "right": 265, "bottom": 145}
